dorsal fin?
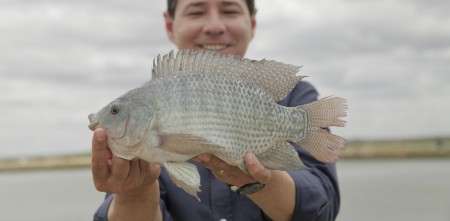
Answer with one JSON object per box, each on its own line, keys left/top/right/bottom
{"left": 152, "top": 50, "right": 305, "bottom": 101}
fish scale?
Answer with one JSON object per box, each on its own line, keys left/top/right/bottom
{"left": 149, "top": 73, "right": 278, "bottom": 159}
{"left": 88, "top": 50, "right": 347, "bottom": 199}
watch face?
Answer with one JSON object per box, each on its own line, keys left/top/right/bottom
{"left": 236, "top": 182, "right": 266, "bottom": 195}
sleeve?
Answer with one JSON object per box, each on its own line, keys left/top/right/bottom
{"left": 288, "top": 148, "right": 340, "bottom": 221}
{"left": 93, "top": 181, "right": 173, "bottom": 221}
{"left": 158, "top": 175, "right": 174, "bottom": 221}
{"left": 278, "top": 81, "right": 341, "bottom": 221}
{"left": 93, "top": 193, "right": 113, "bottom": 221}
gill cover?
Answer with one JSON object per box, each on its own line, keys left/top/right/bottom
{"left": 115, "top": 105, "right": 154, "bottom": 149}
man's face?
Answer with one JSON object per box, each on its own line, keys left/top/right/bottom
{"left": 164, "top": 0, "right": 256, "bottom": 57}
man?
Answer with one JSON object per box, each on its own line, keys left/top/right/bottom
{"left": 93, "top": 0, "right": 340, "bottom": 220}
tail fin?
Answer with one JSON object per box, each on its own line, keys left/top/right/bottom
{"left": 296, "top": 96, "right": 347, "bottom": 163}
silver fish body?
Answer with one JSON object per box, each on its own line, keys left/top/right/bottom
{"left": 88, "top": 50, "right": 347, "bottom": 199}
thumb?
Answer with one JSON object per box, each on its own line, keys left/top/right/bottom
{"left": 244, "top": 153, "right": 272, "bottom": 184}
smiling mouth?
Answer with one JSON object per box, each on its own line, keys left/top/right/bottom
{"left": 201, "top": 44, "right": 227, "bottom": 50}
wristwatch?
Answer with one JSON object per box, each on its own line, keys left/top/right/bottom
{"left": 231, "top": 182, "right": 266, "bottom": 195}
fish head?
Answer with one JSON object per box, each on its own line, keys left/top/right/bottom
{"left": 88, "top": 96, "right": 154, "bottom": 160}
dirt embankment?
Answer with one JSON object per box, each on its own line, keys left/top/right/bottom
{"left": 1, "top": 137, "right": 449, "bottom": 171}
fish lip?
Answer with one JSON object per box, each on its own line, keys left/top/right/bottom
{"left": 88, "top": 122, "right": 98, "bottom": 131}
{"left": 88, "top": 113, "right": 99, "bottom": 131}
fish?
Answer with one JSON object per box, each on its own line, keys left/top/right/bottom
{"left": 88, "top": 50, "right": 347, "bottom": 199}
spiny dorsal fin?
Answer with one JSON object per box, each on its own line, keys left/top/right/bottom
{"left": 152, "top": 50, "right": 306, "bottom": 101}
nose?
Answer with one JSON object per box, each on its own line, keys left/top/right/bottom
{"left": 203, "top": 13, "right": 226, "bottom": 35}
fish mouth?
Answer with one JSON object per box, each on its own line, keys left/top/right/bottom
{"left": 88, "top": 113, "right": 99, "bottom": 131}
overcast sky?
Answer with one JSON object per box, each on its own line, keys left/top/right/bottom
{"left": 1, "top": 0, "right": 449, "bottom": 158}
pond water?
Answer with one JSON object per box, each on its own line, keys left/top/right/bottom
{"left": 1, "top": 159, "right": 449, "bottom": 221}
{"left": 337, "top": 159, "right": 450, "bottom": 221}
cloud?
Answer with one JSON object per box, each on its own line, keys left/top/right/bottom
{"left": 1, "top": 0, "right": 449, "bottom": 157}
{"left": 249, "top": 0, "right": 450, "bottom": 140}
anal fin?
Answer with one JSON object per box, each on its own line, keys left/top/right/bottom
{"left": 256, "top": 142, "right": 308, "bottom": 171}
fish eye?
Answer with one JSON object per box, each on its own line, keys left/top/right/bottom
{"left": 111, "top": 105, "right": 120, "bottom": 115}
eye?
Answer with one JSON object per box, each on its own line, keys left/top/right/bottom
{"left": 111, "top": 105, "right": 120, "bottom": 115}
{"left": 223, "top": 10, "right": 239, "bottom": 15}
{"left": 187, "top": 11, "right": 204, "bottom": 17}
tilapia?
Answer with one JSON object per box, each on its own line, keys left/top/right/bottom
{"left": 88, "top": 50, "right": 347, "bottom": 199}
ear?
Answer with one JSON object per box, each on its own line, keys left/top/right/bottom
{"left": 163, "top": 11, "right": 176, "bottom": 43}
{"left": 250, "top": 9, "right": 257, "bottom": 38}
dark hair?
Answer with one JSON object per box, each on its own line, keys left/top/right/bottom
{"left": 167, "top": 0, "right": 255, "bottom": 18}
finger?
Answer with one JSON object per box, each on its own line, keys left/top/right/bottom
{"left": 149, "top": 163, "right": 161, "bottom": 174}
{"left": 203, "top": 156, "right": 239, "bottom": 175}
{"left": 245, "top": 153, "right": 272, "bottom": 184}
{"left": 124, "top": 159, "right": 143, "bottom": 189}
{"left": 105, "top": 147, "right": 113, "bottom": 166}
{"left": 106, "top": 146, "right": 113, "bottom": 159}
{"left": 139, "top": 160, "right": 150, "bottom": 177}
{"left": 140, "top": 161, "right": 161, "bottom": 178}
{"left": 194, "top": 155, "right": 219, "bottom": 171}
{"left": 200, "top": 154, "right": 225, "bottom": 169}
{"left": 145, "top": 163, "right": 161, "bottom": 184}
{"left": 91, "top": 128, "right": 110, "bottom": 182}
{"left": 212, "top": 167, "right": 255, "bottom": 187}
{"left": 192, "top": 153, "right": 211, "bottom": 163}
{"left": 191, "top": 156, "right": 201, "bottom": 163}
{"left": 204, "top": 157, "right": 255, "bottom": 185}
{"left": 109, "top": 157, "right": 131, "bottom": 192}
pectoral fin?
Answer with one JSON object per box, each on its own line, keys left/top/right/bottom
{"left": 163, "top": 161, "right": 201, "bottom": 201}
{"left": 158, "top": 133, "right": 220, "bottom": 156}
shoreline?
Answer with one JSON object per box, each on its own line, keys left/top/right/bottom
{"left": 0, "top": 154, "right": 91, "bottom": 171}
{"left": 1, "top": 137, "right": 449, "bottom": 171}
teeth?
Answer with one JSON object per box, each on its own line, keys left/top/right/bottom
{"left": 202, "top": 44, "right": 226, "bottom": 50}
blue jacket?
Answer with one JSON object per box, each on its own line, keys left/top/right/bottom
{"left": 94, "top": 81, "right": 340, "bottom": 221}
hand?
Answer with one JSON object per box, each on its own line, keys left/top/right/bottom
{"left": 193, "top": 153, "right": 272, "bottom": 187}
{"left": 91, "top": 128, "right": 161, "bottom": 197}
